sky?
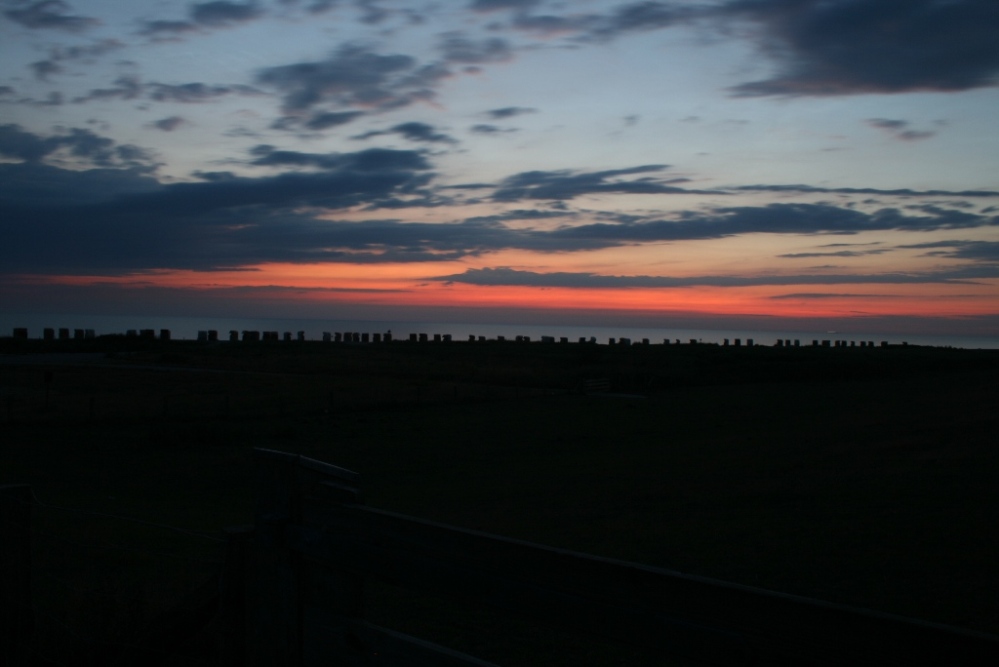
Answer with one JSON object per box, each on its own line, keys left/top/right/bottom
{"left": 1, "top": 0, "right": 998, "bottom": 337}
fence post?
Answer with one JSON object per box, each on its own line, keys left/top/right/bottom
{"left": 249, "top": 450, "right": 365, "bottom": 666}
{"left": 220, "top": 525, "right": 254, "bottom": 667}
{"left": 301, "top": 480, "right": 366, "bottom": 666}
{"left": 251, "top": 450, "right": 303, "bottom": 667}
{"left": 1, "top": 484, "right": 32, "bottom": 667}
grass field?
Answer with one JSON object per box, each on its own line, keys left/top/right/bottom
{"left": 2, "top": 337, "right": 998, "bottom": 664}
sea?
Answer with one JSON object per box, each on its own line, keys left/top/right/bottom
{"left": 3, "top": 313, "right": 997, "bottom": 350}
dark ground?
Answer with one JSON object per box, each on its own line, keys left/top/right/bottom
{"left": 2, "top": 337, "right": 998, "bottom": 665}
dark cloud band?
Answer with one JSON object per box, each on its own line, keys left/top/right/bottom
{"left": 432, "top": 265, "right": 999, "bottom": 289}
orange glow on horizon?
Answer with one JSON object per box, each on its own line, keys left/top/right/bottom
{"left": 16, "top": 267, "right": 998, "bottom": 322}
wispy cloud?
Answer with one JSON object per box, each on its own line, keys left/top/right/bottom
{"left": 732, "top": 184, "right": 999, "bottom": 198}
{"left": 489, "top": 165, "right": 711, "bottom": 201}
{"left": 353, "top": 121, "right": 457, "bottom": 144}
{"left": 151, "top": 116, "right": 188, "bottom": 132}
{"left": 4, "top": 0, "right": 99, "bottom": 32}
{"left": 69, "top": 77, "right": 262, "bottom": 105}
{"left": 0, "top": 123, "right": 157, "bottom": 170}
{"left": 139, "top": 1, "right": 265, "bottom": 37}
{"left": 866, "top": 118, "right": 936, "bottom": 141}
{"left": 256, "top": 44, "right": 445, "bottom": 123}
{"left": 484, "top": 106, "right": 536, "bottom": 119}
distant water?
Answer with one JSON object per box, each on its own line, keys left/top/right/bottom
{"left": 3, "top": 313, "right": 997, "bottom": 350}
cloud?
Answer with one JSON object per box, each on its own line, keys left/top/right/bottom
{"left": 303, "top": 1, "right": 340, "bottom": 15}
{"left": 71, "top": 75, "right": 143, "bottom": 103}
{"left": 17, "top": 91, "right": 65, "bottom": 107}
{"left": 151, "top": 116, "right": 188, "bottom": 132}
{"left": 125, "top": 168, "right": 429, "bottom": 217}
{"left": 489, "top": 164, "right": 715, "bottom": 201}
{"left": 302, "top": 110, "right": 365, "bottom": 130}
{"left": 865, "top": 118, "right": 936, "bottom": 141}
{"left": 867, "top": 118, "right": 906, "bottom": 132}
{"left": 900, "top": 240, "right": 999, "bottom": 262}
{"left": 469, "top": 124, "right": 516, "bottom": 135}
{"left": 4, "top": 143, "right": 997, "bottom": 278}
{"left": 548, "top": 204, "right": 999, "bottom": 243}
{"left": 583, "top": 1, "right": 695, "bottom": 41}
{"left": 190, "top": 1, "right": 263, "bottom": 26}
{"left": 438, "top": 33, "right": 514, "bottom": 65}
{"left": 463, "top": 208, "right": 573, "bottom": 224}
{"left": 0, "top": 149, "right": 437, "bottom": 274}
{"left": 354, "top": 0, "right": 391, "bottom": 24}
{"left": 256, "top": 44, "right": 444, "bottom": 114}
{"left": 139, "top": 0, "right": 264, "bottom": 36}
{"left": 353, "top": 121, "right": 457, "bottom": 144}
{"left": 778, "top": 248, "right": 891, "bottom": 258}
{"left": 485, "top": 106, "right": 535, "bottom": 119}
{"left": 4, "top": 0, "right": 98, "bottom": 32}
{"left": 70, "top": 77, "right": 262, "bottom": 104}
{"left": 769, "top": 293, "right": 896, "bottom": 300}
{"left": 27, "top": 39, "right": 125, "bottom": 80}
{"left": 247, "top": 145, "right": 431, "bottom": 171}
{"left": 510, "top": 12, "right": 598, "bottom": 36}
{"left": 732, "top": 184, "right": 999, "bottom": 198}
{"left": 0, "top": 162, "right": 161, "bottom": 207}
{"left": 51, "top": 38, "right": 125, "bottom": 61}
{"left": 501, "top": 1, "right": 704, "bottom": 40}
{"left": 30, "top": 60, "right": 62, "bottom": 80}
{"left": 469, "top": 0, "right": 541, "bottom": 11}
{"left": 493, "top": 1, "right": 999, "bottom": 96}
{"left": 138, "top": 20, "right": 201, "bottom": 38}
{"left": 725, "top": 0, "right": 999, "bottom": 96}
{"left": 255, "top": 39, "right": 521, "bottom": 128}
{"left": 147, "top": 82, "right": 262, "bottom": 102}
{"left": 431, "top": 265, "right": 999, "bottom": 289}
{"left": 0, "top": 123, "right": 157, "bottom": 170}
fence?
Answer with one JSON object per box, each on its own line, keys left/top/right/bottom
{"left": 246, "top": 448, "right": 999, "bottom": 667}
{"left": 6, "top": 451, "right": 999, "bottom": 666}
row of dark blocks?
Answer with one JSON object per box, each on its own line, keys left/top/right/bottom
{"left": 9, "top": 326, "right": 900, "bottom": 348}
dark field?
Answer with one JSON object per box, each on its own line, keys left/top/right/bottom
{"left": 2, "top": 337, "right": 998, "bottom": 665}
